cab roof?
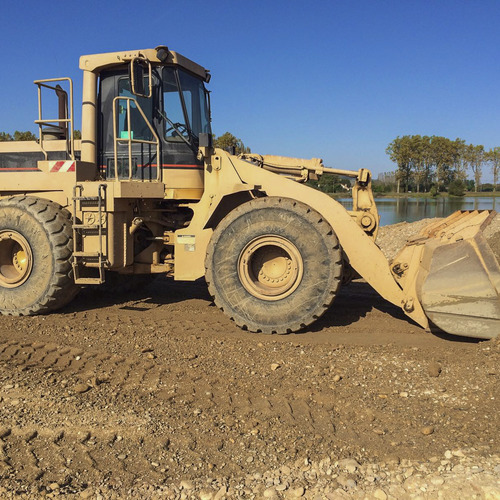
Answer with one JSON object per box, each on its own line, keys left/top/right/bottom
{"left": 79, "top": 46, "right": 210, "bottom": 82}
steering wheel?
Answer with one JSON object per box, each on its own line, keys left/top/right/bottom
{"left": 166, "top": 122, "right": 188, "bottom": 135}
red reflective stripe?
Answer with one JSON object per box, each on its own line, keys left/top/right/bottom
{"left": 49, "top": 161, "right": 76, "bottom": 172}
{"left": 50, "top": 161, "right": 64, "bottom": 172}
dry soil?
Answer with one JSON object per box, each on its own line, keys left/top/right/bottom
{"left": 0, "top": 217, "right": 498, "bottom": 499}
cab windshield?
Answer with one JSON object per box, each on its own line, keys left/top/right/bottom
{"left": 162, "top": 67, "right": 210, "bottom": 144}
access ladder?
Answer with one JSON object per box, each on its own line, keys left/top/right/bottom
{"left": 72, "top": 184, "right": 107, "bottom": 284}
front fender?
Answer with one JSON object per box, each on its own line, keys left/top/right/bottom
{"left": 176, "top": 150, "right": 428, "bottom": 330}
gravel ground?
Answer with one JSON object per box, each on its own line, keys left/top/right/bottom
{"left": 0, "top": 216, "right": 498, "bottom": 499}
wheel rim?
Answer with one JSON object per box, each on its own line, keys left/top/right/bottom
{"left": 0, "top": 230, "right": 33, "bottom": 288}
{"left": 238, "top": 235, "right": 304, "bottom": 301}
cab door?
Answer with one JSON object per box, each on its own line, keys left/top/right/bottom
{"left": 159, "top": 66, "right": 207, "bottom": 195}
{"left": 98, "top": 69, "right": 159, "bottom": 181}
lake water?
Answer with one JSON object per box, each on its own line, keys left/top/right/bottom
{"left": 336, "top": 196, "right": 498, "bottom": 226}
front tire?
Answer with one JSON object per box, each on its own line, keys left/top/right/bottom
{"left": 205, "top": 197, "right": 343, "bottom": 333}
{"left": 0, "top": 196, "right": 79, "bottom": 315}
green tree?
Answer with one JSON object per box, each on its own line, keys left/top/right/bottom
{"left": 410, "top": 135, "right": 424, "bottom": 193}
{"left": 386, "top": 136, "right": 413, "bottom": 192}
{"left": 213, "top": 132, "right": 251, "bottom": 154}
{"left": 13, "top": 130, "right": 37, "bottom": 141}
{"left": 430, "top": 136, "right": 455, "bottom": 190}
{"left": 448, "top": 179, "right": 466, "bottom": 197}
{"left": 0, "top": 132, "right": 13, "bottom": 141}
{"left": 429, "top": 185, "right": 439, "bottom": 197}
{"left": 319, "top": 174, "right": 348, "bottom": 193}
{"left": 485, "top": 147, "right": 500, "bottom": 192}
{"left": 73, "top": 129, "right": 82, "bottom": 140}
{"left": 465, "top": 144, "right": 484, "bottom": 193}
{"left": 452, "top": 138, "right": 468, "bottom": 182}
{"left": 421, "top": 135, "right": 434, "bottom": 191}
{"left": 308, "top": 174, "right": 349, "bottom": 193}
{"left": 411, "top": 135, "right": 434, "bottom": 193}
{"left": 318, "top": 174, "right": 336, "bottom": 193}
{"left": 0, "top": 131, "right": 37, "bottom": 141}
{"left": 386, "top": 135, "right": 489, "bottom": 193}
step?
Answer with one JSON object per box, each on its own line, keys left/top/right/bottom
{"left": 73, "top": 224, "right": 103, "bottom": 229}
{"left": 75, "top": 262, "right": 103, "bottom": 269}
{"left": 74, "top": 277, "right": 105, "bottom": 285}
{"left": 73, "top": 196, "right": 100, "bottom": 202}
{"left": 73, "top": 251, "right": 102, "bottom": 258}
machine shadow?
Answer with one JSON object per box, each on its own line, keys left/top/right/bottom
{"left": 61, "top": 276, "right": 212, "bottom": 314}
{"left": 428, "top": 325, "right": 483, "bottom": 343}
{"left": 61, "top": 278, "right": 484, "bottom": 344}
{"left": 65, "top": 278, "right": 381, "bottom": 324}
{"left": 305, "top": 280, "right": 410, "bottom": 332}
{"left": 311, "top": 281, "right": 483, "bottom": 343}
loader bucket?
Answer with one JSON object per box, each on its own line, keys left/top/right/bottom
{"left": 393, "top": 210, "right": 500, "bottom": 339}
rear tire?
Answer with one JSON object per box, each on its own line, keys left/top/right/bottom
{"left": 0, "top": 196, "right": 79, "bottom": 315}
{"left": 205, "top": 197, "right": 343, "bottom": 333}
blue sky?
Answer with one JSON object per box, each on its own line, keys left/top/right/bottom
{"left": 1, "top": 0, "right": 499, "bottom": 180}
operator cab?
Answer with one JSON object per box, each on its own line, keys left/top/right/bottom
{"left": 95, "top": 48, "right": 211, "bottom": 193}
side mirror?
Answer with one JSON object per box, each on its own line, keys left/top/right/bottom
{"left": 197, "top": 133, "right": 213, "bottom": 161}
{"left": 199, "top": 133, "right": 213, "bottom": 148}
{"left": 130, "top": 58, "right": 152, "bottom": 98}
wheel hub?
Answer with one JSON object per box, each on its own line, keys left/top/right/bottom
{"left": 238, "top": 235, "right": 303, "bottom": 301}
{"left": 0, "top": 231, "right": 33, "bottom": 288}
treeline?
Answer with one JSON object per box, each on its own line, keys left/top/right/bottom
{"left": 0, "top": 130, "right": 82, "bottom": 141}
{"left": 386, "top": 135, "right": 500, "bottom": 193}
{"left": 0, "top": 131, "right": 37, "bottom": 141}
{"left": 307, "top": 175, "right": 351, "bottom": 193}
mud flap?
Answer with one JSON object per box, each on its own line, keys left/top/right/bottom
{"left": 420, "top": 234, "right": 500, "bottom": 339}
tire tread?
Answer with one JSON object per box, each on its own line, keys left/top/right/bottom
{"left": 0, "top": 196, "right": 79, "bottom": 316}
{"left": 205, "top": 197, "right": 342, "bottom": 334}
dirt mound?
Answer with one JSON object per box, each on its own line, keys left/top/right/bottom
{"left": 376, "top": 213, "right": 500, "bottom": 262}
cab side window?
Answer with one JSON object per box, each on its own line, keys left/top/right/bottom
{"left": 117, "top": 78, "right": 153, "bottom": 141}
{"left": 163, "top": 68, "right": 189, "bottom": 141}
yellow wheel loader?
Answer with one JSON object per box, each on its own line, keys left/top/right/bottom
{"left": 0, "top": 46, "right": 498, "bottom": 338}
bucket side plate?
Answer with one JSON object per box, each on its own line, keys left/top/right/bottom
{"left": 421, "top": 234, "right": 500, "bottom": 339}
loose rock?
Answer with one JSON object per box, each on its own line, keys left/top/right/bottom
{"left": 373, "top": 488, "right": 388, "bottom": 500}
{"left": 73, "top": 383, "right": 91, "bottom": 394}
{"left": 428, "top": 361, "right": 442, "bottom": 377}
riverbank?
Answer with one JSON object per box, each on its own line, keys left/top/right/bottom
{"left": 330, "top": 191, "right": 500, "bottom": 199}
{"left": 330, "top": 194, "right": 498, "bottom": 226}
{"left": 376, "top": 191, "right": 500, "bottom": 198}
